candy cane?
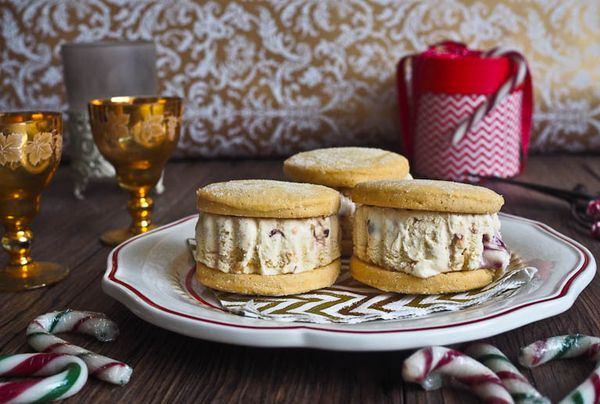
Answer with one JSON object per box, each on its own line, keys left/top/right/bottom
{"left": 402, "top": 346, "right": 514, "bottom": 403}
{"left": 0, "top": 353, "right": 87, "bottom": 403}
{"left": 557, "top": 363, "right": 600, "bottom": 404}
{"left": 26, "top": 310, "right": 133, "bottom": 385}
{"left": 451, "top": 48, "right": 527, "bottom": 145}
{"left": 520, "top": 335, "right": 600, "bottom": 404}
{"left": 466, "top": 343, "right": 549, "bottom": 403}
{"left": 519, "top": 335, "right": 600, "bottom": 367}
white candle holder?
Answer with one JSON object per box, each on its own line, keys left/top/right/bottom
{"left": 61, "top": 41, "right": 164, "bottom": 198}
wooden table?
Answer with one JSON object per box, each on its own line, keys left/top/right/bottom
{"left": 1, "top": 155, "right": 599, "bottom": 403}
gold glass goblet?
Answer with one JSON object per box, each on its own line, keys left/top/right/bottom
{"left": 88, "top": 96, "right": 182, "bottom": 246}
{"left": 0, "top": 111, "right": 67, "bottom": 292}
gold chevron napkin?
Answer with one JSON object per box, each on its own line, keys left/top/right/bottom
{"left": 212, "top": 258, "right": 537, "bottom": 324}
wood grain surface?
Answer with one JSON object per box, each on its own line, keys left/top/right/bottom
{"left": 1, "top": 156, "right": 599, "bottom": 403}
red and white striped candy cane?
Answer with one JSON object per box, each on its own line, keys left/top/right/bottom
{"left": 520, "top": 335, "right": 600, "bottom": 404}
{"left": 0, "top": 353, "right": 87, "bottom": 403}
{"left": 466, "top": 343, "right": 549, "bottom": 403}
{"left": 451, "top": 47, "right": 528, "bottom": 145}
{"left": 559, "top": 363, "right": 600, "bottom": 404}
{"left": 26, "top": 310, "right": 133, "bottom": 386}
{"left": 402, "top": 346, "right": 514, "bottom": 403}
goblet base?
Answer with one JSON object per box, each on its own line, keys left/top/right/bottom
{"left": 0, "top": 262, "right": 70, "bottom": 292}
{"left": 100, "top": 226, "right": 157, "bottom": 246}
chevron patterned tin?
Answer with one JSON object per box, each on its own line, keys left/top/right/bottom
{"left": 413, "top": 91, "right": 523, "bottom": 181}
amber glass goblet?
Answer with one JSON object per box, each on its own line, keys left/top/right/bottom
{"left": 0, "top": 111, "right": 67, "bottom": 292}
{"left": 88, "top": 96, "right": 182, "bottom": 246}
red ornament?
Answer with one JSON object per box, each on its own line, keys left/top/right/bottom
{"left": 591, "top": 221, "right": 600, "bottom": 239}
{"left": 586, "top": 200, "right": 600, "bottom": 220}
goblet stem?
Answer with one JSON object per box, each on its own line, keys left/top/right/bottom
{"left": 127, "top": 187, "right": 154, "bottom": 235}
{"left": 1, "top": 217, "right": 33, "bottom": 267}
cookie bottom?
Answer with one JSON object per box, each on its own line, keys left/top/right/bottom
{"left": 196, "top": 259, "right": 341, "bottom": 296}
{"left": 350, "top": 256, "right": 496, "bottom": 295}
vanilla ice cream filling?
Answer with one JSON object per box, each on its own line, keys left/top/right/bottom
{"left": 195, "top": 212, "right": 340, "bottom": 275}
{"left": 353, "top": 206, "right": 510, "bottom": 278}
{"left": 338, "top": 192, "right": 356, "bottom": 239}
{"left": 338, "top": 173, "right": 412, "bottom": 241}
{"left": 339, "top": 192, "right": 356, "bottom": 218}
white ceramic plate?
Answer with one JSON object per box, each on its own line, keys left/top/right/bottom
{"left": 102, "top": 213, "right": 596, "bottom": 351}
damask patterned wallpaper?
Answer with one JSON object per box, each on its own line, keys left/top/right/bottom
{"left": 1, "top": 0, "right": 599, "bottom": 157}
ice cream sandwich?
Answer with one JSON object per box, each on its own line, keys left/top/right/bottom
{"left": 350, "top": 179, "right": 511, "bottom": 294}
{"left": 195, "top": 179, "right": 341, "bottom": 296}
{"left": 283, "top": 147, "right": 411, "bottom": 255}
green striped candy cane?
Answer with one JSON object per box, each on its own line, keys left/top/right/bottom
{"left": 0, "top": 353, "right": 87, "bottom": 403}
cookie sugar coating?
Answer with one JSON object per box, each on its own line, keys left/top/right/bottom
{"left": 351, "top": 179, "right": 504, "bottom": 214}
{"left": 196, "top": 179, "right": 340, "bottom": 218}
{"left": 284, "top": 147, "right": 410, "bottom": 188}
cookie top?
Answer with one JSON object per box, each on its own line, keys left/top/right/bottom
{"left": 196, "top": 179, "right": 340, "bottom": 219}
{"left": 351, "top": 179, "right": 504, "bottom": 214}
{"left": 283, "top": 147, "right": 410, "bottom": 188}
